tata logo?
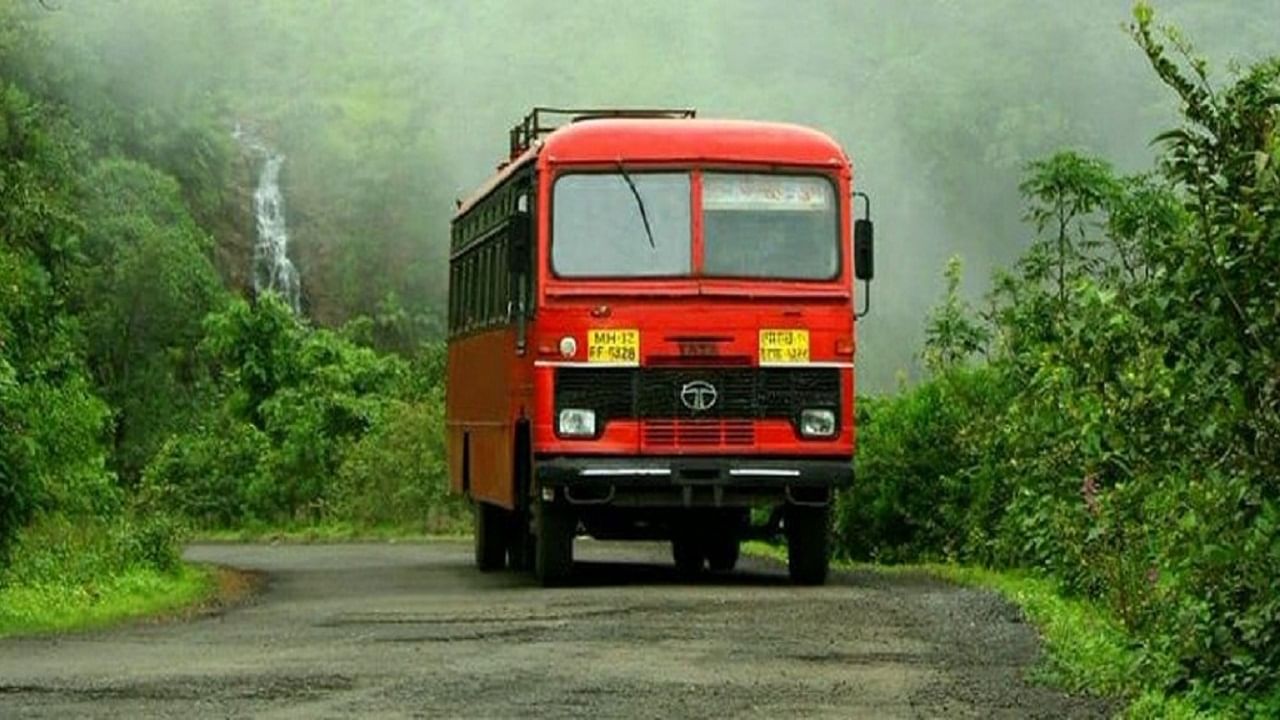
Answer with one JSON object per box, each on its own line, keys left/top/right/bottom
{"left": 679, "top": 380, "right": 718, "bottom": 412}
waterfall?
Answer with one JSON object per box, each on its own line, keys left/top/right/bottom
{"left": 235, "top": 124, "right": 301, "bottom": 313}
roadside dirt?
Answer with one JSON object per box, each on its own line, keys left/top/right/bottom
{"left": 0, "top": 541, "right": 1114, "bottom": 718}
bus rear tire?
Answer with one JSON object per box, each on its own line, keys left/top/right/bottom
{"left": 535, "top": 497, "right": 574, "bottom": 586}
{"left": 786, "top": 505, "right": 830, "bottom": 586}
{"left": 474, "top": 501, "right": 508, "bottom": 572}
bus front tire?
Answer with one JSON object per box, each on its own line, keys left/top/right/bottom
{"left": 705, "top": 537, "right": 741, "bottom": 573}
{"left": 672, "top": 536, "right": 705, "bottom": 576}
{"left": 535, "top": 498, "right": 574, "bottom": 586}
{"left": 507, "top": 509, "right": 535, "bottom": 572}
{"left": 474, "top": 501, "right": 508, "bottom": 572}
{"left": 786, "top": 505, "right": 830, "bottom": 586}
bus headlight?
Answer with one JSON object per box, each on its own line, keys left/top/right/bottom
{"left": 557, "top": 409, "right": 597, "bottom": 437}
{"left": 799, "top": 409, "right": 836, "bottom": 438}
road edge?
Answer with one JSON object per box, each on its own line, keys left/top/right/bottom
{"left": 740, "top": 542, "right": 1170, "bottom": 717}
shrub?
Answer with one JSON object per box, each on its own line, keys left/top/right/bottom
{"left": 840, "top": 366, "right": 1009, "bottom": 562}
{"left": 148, "top": 297, "right": 461, "bottom": 530}
{"left": 332, "top": 391, "right": 467, "bottom": 532}
{"left": 140, "top": 419, "right": 270, "bottom": 528}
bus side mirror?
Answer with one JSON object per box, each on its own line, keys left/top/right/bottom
{"left": 854, "top": 218, "right": 875, "bottom": 281}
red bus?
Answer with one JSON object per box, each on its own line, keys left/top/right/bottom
{"left": 446, "top": 108, "right": 874, "bottom": 586}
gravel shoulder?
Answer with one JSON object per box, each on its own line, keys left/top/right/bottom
{"left": 0, "top": 541, "right": 1114, "bottom": 718}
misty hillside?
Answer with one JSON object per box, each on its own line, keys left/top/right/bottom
{"left": 5, "top": 2, "right": 1280, "bottom": 714}
{"left": 6, "top": 0, "right": 1274, "bottom": 388}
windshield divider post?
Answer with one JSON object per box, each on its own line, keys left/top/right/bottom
{"left": 690, "top": 169, "right": 704, "bottom": 276}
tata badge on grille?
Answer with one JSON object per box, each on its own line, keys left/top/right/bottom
{"left": 679, "top": 380, "right": 718, "bottom": 412}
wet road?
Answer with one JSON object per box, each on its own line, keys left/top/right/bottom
{"left": 0, "top": 541, "right": 1112, "bottom": 718}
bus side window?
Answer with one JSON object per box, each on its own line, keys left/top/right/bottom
{"left": 476, "top": 245, "right": 488, "bottom": 328}
{"left": 472, "top": 251, "right": 482, "bottom": 330}
{"left": 494, "top": 236, "right": 509, "bottom": 323}
{"left": 456, "top": 255, "right": 464, "bottom": 333}
{"left": 460, "top": 235, "right": 467, "bottom": 333}
{"left": 464, "top": 252, "right": 477, "bottom": 331}
{"left": 448, "top": 262, "right": 458, "bottom": 335}
{"left": 488, "top": 244, "right": 499, "bottom": 326}
{"left": 509, "top": 203, "right": 532, "bottom": 317}
{"left": 485, "top": 243, "right": 498, "bottom": 326}
{"left": 488, "top": 243, "right": 499, "bottom": 325}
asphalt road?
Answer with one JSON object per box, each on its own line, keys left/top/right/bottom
{"left": 0, "top": 541, "right": 1112, "bottom": 719}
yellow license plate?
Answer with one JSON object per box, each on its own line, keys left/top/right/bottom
{"left": 759, "top": 329, "right": 810, "bottom": 364}
{"left": 588, "top": 329, "right": 640, "bottom": 364}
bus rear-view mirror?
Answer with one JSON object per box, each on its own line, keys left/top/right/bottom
{"left": 854, "top": 218, "right": 875, "bottom": 281}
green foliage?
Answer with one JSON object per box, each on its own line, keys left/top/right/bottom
{"left": 923, "top": 256, "right": 990, "bottom": 373}
{"left": 14, "top": 0, "right": 1275, "bottom": 390}
{"left": 145, "top": 296, "right": 463, "bottom": 532}
{"left": 0, "top": 15, "right": 207, "bottom": 597}
{"left": 1, "top": 512, "right": 183, "bottom": 602}
{"left": 838, "top": 367, "right": 1011, "bottom": 562}
{"left": 0, "top": 564, "right": 212, "bottom": 639}
{"left": 0, "top": 513, "right": 208, "bottom": 638}
{"left": 140, "top": 418, "right": 269, "bottom": 528}
{"left": 0, "top": 78, "right": 116, "bottom": 559}
{"left": 847, "top": 10, "right": 1280, "bottom": 713}
{"left": 200, "top": 294, "right": 306, "bottom": 426}
{"left": 333, "top": 393, "right": 467, "bottom": 533}
{"left": 75, "top": 158, "right": 229, "bottom": 480}
{"left": 0, "top": 1, "right": 466, "bottom": 633}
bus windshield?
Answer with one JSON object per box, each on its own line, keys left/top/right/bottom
{"left": 552, "top": 173, "right": 692, "bottom": 277}
{"left": 551, "top": 171, "right": 839, "bottom": 280}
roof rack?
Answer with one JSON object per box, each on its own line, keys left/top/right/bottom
{"left": 508, "top": 107, "right": 697, "bottom": 159}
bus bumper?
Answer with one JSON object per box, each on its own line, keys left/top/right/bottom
{"left": 534, "top": 456, "right": 852, "bottom": 509}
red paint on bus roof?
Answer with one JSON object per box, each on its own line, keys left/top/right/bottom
{"left": 539, "top": 118, "right": 848, "bottom": 167}
{"left": 454, "top": 118, "right": 851, "bottom": 220}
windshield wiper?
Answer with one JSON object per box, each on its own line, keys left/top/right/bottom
{"left": 616, "top": 162, "right": 656, "bottom": 249}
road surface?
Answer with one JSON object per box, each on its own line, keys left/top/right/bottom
{"left": 0, "top": 541, "right": 1112, "bottom": 718}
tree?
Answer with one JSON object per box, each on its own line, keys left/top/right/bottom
{"left": 74, "top": 158, "right": 229, "bottom": 480}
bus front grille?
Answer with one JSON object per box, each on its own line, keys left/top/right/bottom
{"left": 642, "top": 419, "right": 756, "bottom": 447}
{"left": 554, "top": 367, "right": 841, "bottom": 432}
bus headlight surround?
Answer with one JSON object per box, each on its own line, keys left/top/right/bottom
{"left": 799, "top": 408, "right": 837, "bottom": 438}
{"left": 558, "top": 408, "right": 596, "bottom": 437}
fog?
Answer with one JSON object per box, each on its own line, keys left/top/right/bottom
{"left": 19, "top": 0, "right": 1280, "bottom": 391}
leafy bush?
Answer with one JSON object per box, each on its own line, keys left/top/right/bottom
{"left": 333, "top": 393, "right": 467, "bottom": 533}
{"left": 143, "top": 295, "right": 461, "bottom": 532}
{"left": 839, "top": 366, "right": 1009, "bottom": 562}
{"left": 140, "top": 419, "right": 270, "bottom": 528}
